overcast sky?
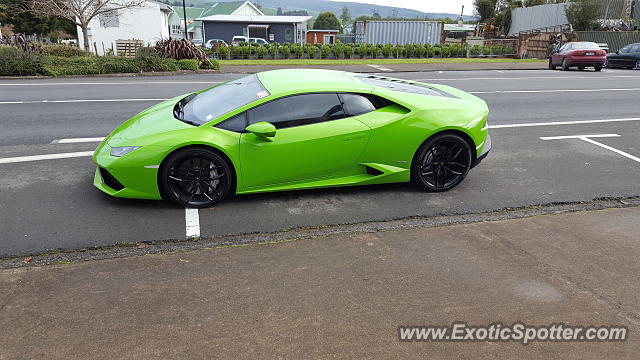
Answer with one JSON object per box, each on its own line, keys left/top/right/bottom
{"left": 333, "top": 0, "right": 476, "bottom": 16}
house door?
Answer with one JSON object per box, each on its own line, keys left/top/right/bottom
{"left": 248, "top": 25, "right": 268, "bottom": 39}
{"left": 323, "top": 34, "right": 335, "bottom": 44}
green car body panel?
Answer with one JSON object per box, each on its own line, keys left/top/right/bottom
{"left": 93, "top": 69, "right": 490, "bottom": 200}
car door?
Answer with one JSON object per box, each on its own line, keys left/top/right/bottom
{"left": 613, "top": 45, "right": 632, "bottom": 67}
{"left": 552, "top": 44, "right": 569, "bottom": 65}
{"left": 239, "top": 93, "right": 371, "bottom": 188}
{"left": 630, "top": 44, "right": 640, "bottom": 68}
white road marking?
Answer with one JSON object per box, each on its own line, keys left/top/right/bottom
{"left": 367, "top": 64, "right": 393, "bottom": 72}
{"left": 416, "top": 75, "right": 640, "bottom": 81}
{"left": 491, "top": 117, "right": 640, "bottom": 129}
{"left": 541, "top": 134, "right": 640, "bottom": 163}
{"left": 540, "top": 134, "right": 620, "bottom": 140}
{"left": 0, "top": 98, "right": 168, "bottom": 104}
{"left": 0, "top": 151, "right": 94, "bottom": 164}
{"left": 51, "top": 137, "right": 105, "bottom": 144}
{"left": 470, "top": 88, "right": 640, "bottom": 94}
{"left": 185, "top": 208, "right": 201, "bottom": 238}
{"left": 0, "top": 81, "right": 223, "bottom": 86}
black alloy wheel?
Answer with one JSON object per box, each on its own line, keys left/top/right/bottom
{"left": 161, "top": 148, "right": 233, "bottom": 208}
{"left": 412, "top": 133, "right": 472, "bottom": 192}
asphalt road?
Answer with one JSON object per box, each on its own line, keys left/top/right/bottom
{"left": 1, "top": 68, "right": 639, "bottom": 257}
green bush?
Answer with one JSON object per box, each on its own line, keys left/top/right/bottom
{"left": 217, "top": 45, "right": 229, "bottom": 59}
{"left": 343, "top": 44, "right": 354, "bottom": 59}
{"left": 356, "top": 44, "right": 368, "bottom": 58}
{"left": 200, "top": 58, "right": 220, "bottom": 70}
{"left": 40, "top": 56, "right": 100, "bottom": 76}
{"left": 40, "top": 44, "right": 87, "bottom": 57}
{"left": 177, "top": 58, "right": 199, "bottom": 70}
{"left": 282, "top": 45, "right": 291, "bottom": 59}
{"left": 256, "top": 46, "right": 267, "bottom": 59}
{"left": 137, "top": 55, "right": 179, "bottom": 72}
{"left": 0, "top": 46, "right": 42, "bottom": 76}
{"left": 320, "top": 44, "right": 331, "bottom": 59}
{"left": 97, "top": 56, "right": 142, "bottom": 73}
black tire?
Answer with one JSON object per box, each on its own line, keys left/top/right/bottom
{"left": 160, "top": 147, "right": 233, "bottom": 208}
{"left": 578, "top": 66, "right": 585, "bottom": 71}
{"left": 548, "top": 59, "right": 556, "bottom": 70}
{"left": 411, "top": 133, "right": 472, "bottom": 192}
{"left": 594, "top": 65, "right": 602, "bottom": 72}
{"left": 635, "top": 60, "right": 640, "bottom": 70}
{"left": 562, "top": 58, "right": 569, "bottom": 71}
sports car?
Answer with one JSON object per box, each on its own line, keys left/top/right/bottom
{"left": 93, "top": 69, "right": 491, "bottom": 208}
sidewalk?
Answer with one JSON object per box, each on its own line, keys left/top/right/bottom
{"left": 1, "top": 207, "right": 639, "bottom": 359}
{"left": 219, "top": 61, "right": 546, "bottom": 73}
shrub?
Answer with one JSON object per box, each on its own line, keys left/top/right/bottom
{"left": 40, "top": 44, "right": 87, "bottom": 57}
{"left": 393, "top": 44, "right": 405, "bottom": 58}
{"left": 137, "top": 55, "right": 179, "bottom": 72}
{"left": 217, "top": 45, "right": 229, "bottom": 59}
{"left": 356, "top": 44, "right": 368, "bottom": 58}
{"left": 154, "top": 38, "right": 205, "bottom": 61}
{"left": 303, "top": 44, "right": 317, "bottom": 59}
{"left": 200, "top": 58, "right": 220, "bottom": 70}
{"left": 293, "top": 44, "right": 303, "bottom": 58}
{"left": 470, "top": 45, "right": 482, "bottom": 56}
{"left": 240, "top": 45, "right": 251, "bottom": 58}
{"left": 40, "top": 56, "right": 100, "bottom": 76}
{"left": 343, "top": 44, "right": 354, "bottom": 59}
{"left": 320, "top": 44, "right": 330, "bottom": 59}
{"left": 177, "top": 58, "right": 199, "bottom": 70}
{"left": 269, "top": 44, "right": 279, "bottom": 59}
{"left": 0, "top": 45, "right": 42, "bottom": 76}
{"left": 282, "top": 45, "right": 291, "bottom": 59}
{"left": 97, "top": 56, "right": 142, "bottom": 73}
{"left": 256, "top": 46, "right": 267, "bottom": 59}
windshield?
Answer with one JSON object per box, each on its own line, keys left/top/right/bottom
{"left": 572, "top": 42, "right": 600, "bottom": 50}
{"left": 175, "top": 75, "right": 269, "bottom": 126}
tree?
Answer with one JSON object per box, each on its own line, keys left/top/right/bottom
{"left": 372, "top": 9, "right": 381, "bottom": 19}
{"left": 565, "top": 0, "right": 599, "bottom": 30}
{"left": 0, "top": 0, "right": 75, "bottom": 39}
{"left": 25, "top": 0, "right": 146, "bottom": 52}
{"left": 340, "top": 5, "right": 350, "bottom": 24}
{"left": 474, "top": 0, "right": 497, "bottom": 21}
{"left": 313, "top": 11, "right": 340, "bottom": 30}
{"left": 276, "top": 7, "right": 282, "bottom": 16}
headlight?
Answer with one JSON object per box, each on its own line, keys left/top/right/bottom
{"left": 110, "top": 146, "right": 141, "bottom": 157}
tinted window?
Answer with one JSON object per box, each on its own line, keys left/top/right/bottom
{"left": 340, "top": 93, "right": 376, "bottom": 116}
{"left": 248, "top": 93, "right": 345, "bottom": 129}
{"left": 178, "top": 75, "right": 269, "bottom": 125}
{"left": 629, "top": 44, "right": 640, "bottom": 53}
{"left": 216, "top": 112, "right": 247, "bottom": 132}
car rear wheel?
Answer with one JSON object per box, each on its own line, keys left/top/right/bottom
{"left": 160, "top": 148, "right": 233, "bottom": 208}
{"left": 562, "top": 58, "right": 569, "bottom": 71}
{"left": 594, "top": 65, "right": 602, "bottom": 72}
{"left": 636, "top": 60, "right": 640, "bottom": 70}
{"left": 548, "top": 59, "right": 556, "bottom": 70}
{"left": 412, "top": 133, "right": 472, "bottom": 192}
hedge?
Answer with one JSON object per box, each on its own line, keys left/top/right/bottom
{"left": 0, "top": 45, "right": 220, "bottom": 76}
{"left": 0, "top": 46, "right": 42, "bottom": 76}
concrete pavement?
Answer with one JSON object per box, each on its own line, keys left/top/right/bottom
{"left": 1, "top": 206, "right": 639, "bottom": 359}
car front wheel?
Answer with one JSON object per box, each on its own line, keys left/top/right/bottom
{"left": 548, "top": 59, "right": 556, "bottom": 70}
{"left": 562, "top": 58, "right": 570, "bottom": 71}
{"left": 412, "top": 133, "right": 472, "bottom": 192}
{"left": 160, "top": 148, "right": 233, "bottom": 208}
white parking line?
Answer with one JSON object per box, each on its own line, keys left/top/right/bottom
{"left": 0, "top": 81, "right": 223, "bottom": 86}
{"left": 541, "top": 134, "right": 640, "bottom": 163}
{"left": 185, "top": 208, "right": 201, "bottom": 238}
{"left": 0, "top": 98, "right": 168, "bottom": 105}
{"left": 491, "top": 117, "right": 640, "bottom": 129}
{"left": 470, "top": 88, "right": 640, "bottom": 94}
{"left": 0, "top": 151, "right": 94, "bottom": 164}
{"left": 367, "top": 64, "right": 393, "bottom": 72}
{"left": 51, "top": 137, "right": 105, "bottom": 144}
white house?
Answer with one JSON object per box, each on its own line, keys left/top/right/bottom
{"left": 77, "top": 0, "right": 172, "bottom": 55}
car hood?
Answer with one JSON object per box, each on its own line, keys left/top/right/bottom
{"left": 104, "top": 96, "right": 193, "bottom": 147}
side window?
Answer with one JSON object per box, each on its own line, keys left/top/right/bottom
{"left": 247, "top": 93, "right": 345, "bottom": 129}
{"left": 631, "top": 44, "right": 640, "bottom": 53}
{"left": 620, "top": 46, "right": 631, "bottom": 53}
{"left": 340, "top": 93, "right": 376, "bottom": 116}
{"left": 216, "top": 112, "right": 247, "bottom": 132}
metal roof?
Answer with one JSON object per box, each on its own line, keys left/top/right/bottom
{"left": 444, "top": 24, "right": 475, "bottom": 32}
{"left": 307, "top": 29, "right": 339, "bottom": 32}
{"left": 197, "top": 14, "right": 312, "bottom": 23}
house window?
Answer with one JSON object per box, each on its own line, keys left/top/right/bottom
{"left": 171, "top": 24, "right": 182, "bottom": 34}
{"left": 323, "top": 34, "right": 335, "bottom": 44}
{"left": 99, "top": 11, "right": 119, "bottom": 28}
{"left": 285, "top": 28, "right": 293, "bottom": 42}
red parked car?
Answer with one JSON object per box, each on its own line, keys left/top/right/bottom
{"left": 548, "top": 42, "right": 607, "bottom": 71}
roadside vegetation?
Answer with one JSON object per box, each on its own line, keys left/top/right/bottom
{"left": 0, "top": 36, "right": 218, "bottom": 76}
{"left": 208, "top": 41, "right": 519, "bottom": 62}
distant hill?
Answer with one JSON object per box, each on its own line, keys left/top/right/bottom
{"left": 183, "top": 0, "right": 477, "bottom": 21}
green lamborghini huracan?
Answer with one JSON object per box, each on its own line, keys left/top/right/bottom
{"left": 93, "top": 69, "right": 491, "bottom": 208}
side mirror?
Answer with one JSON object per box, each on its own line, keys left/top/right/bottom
{"left": 246, "top": 122, "right": 276, "bottom": 138}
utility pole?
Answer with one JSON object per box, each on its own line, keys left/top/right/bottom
{"left": 182, "top": 0, "right": 188, "bottom": 40}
